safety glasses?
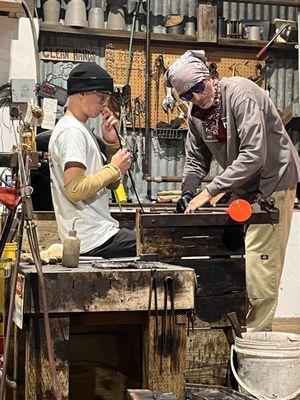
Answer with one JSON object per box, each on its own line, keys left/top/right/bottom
{"left": 180, "top": 81, "right": 206, "bottom": 101}
{"left": 85, "top": 90, "right": 111, "bottom": 102}
{"left": 94, "top": 91, "right": 111, "bottom": 102}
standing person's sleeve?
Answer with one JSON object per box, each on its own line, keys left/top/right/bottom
{"left": 206, "top": 98, "right": 267, "bottom": 197}
{"left": 182, "top": 118, "right": 213, "bottom": 194}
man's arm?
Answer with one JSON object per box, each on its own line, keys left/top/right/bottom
{"left": 64, "top": 161, "right": 122, "bottom": 203}
{"left": 64, "top": 146, "right": 131, "bottom": 203}
{"left": 206, "top": 98, "right": 266, "bottom": 197}
{"left": 182, "top": 118, "right": 213, "bottom": 194}
{"left": 177, "top": 119, "right": 212, "bottom": 212}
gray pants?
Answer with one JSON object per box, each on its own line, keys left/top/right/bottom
{"left": 81, "top": 228, "right": 136, "bottom": 259}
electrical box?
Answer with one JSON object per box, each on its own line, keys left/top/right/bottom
{"left": 10, "top": 79, "right": 36, "bottom": 103}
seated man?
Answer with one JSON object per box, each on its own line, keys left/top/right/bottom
{"left": 49, "top": 62, "right": 136, "bottom": 258}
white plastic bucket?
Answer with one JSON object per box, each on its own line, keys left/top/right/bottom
{"left": 231, "top": 332, "right": 300, "bottom": 400}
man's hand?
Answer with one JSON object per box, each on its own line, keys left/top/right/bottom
{"left": 101, "top": 108, "right": 119, "bottom": 144}
{"left": 176, "top": 191, "right": 194, "bottom": 213}
{"left": 185, "top": 188, "right": 213, "bottom": 213}
{"left": 111, "top": 148, "right": 132, "bottom": 174}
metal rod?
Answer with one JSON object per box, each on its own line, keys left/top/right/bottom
{"left": 145, "top": 0, "right": 152, "bottom": 199}
{"left": 21, "top": 0, "right": 41, "bottom": 85}
{"left": 113, "top": 123, "right": 145, "bottom": 213}
{"left": 144, "top": 175, "right": 214, "bottom": 183}
{"left": 125, "top": 0, "right": 143, "bottom": 85}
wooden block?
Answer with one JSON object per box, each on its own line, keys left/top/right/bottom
{"left": 180, "top": 258, "right": 246, "bottom": 297}
{"left": 0, "top": 0, "right": 23, "bottom": 13}
{"left": 186, "top": 327, "right": 232, "bottom": 386}
{"left": 194, "top": 292, "right": 247, "bottom": 328}
{"left": 21, "top": 263, "right": 195, "bottom": 314}
{"left": 168, "top": 258, "right": 247, "bottom": 327}
{"left": 197, "top": 4, "right": 217, "bottom": 43}
{"left": 137, "top": 225, "right": 245, "bottom": 259}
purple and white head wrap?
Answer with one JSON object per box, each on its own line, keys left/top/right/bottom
{"left": 164, "top": 50, "right": 210, "bottom": 95}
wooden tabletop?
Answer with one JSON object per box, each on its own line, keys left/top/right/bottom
{"left": 19, "top": 261, "right": 195, "bottom": 314}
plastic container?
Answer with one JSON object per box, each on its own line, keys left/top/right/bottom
{"left": 0, "top": 258, "right": 11, "bottom": 336}
{"left": 231, "top": 331, "right": 300, "bottom": 400}
{"left": 2, "top": 242, "right": 17, "bottom": 263}
{"left": 62, "top": 230, "right": 80, "bottom": 268}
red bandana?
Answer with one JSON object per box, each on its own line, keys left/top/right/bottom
{"left": 191, "top": 78, "right": 227, "bottom": 143}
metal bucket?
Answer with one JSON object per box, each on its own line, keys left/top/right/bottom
{"left": 88, "top": 6, "right": 104, "bottom": 28}
{"left": 107, "top": 0, "right": 126, "bottom": 30}
{"left": 43, "top": 0, "right": 61, "bottom": 24}
{"left": 65, "top": 0, "right": 88, "bottom": 27}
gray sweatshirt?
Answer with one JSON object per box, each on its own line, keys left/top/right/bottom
{"left": 183, "top": 77, "right": 300, "bottom": 200}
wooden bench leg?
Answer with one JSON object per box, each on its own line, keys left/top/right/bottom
{"left": 26, "top": 315, "right": 70, "bottom": 399}
{"left": 143, "top": 312, "right": 187, "bottom": 399}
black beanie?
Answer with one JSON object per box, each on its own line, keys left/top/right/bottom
{"left": 67, "top": 62, "right": 114, "bottom": 95}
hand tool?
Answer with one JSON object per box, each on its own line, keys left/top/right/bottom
{"left": 227, "top": 312, "right": 243, "bottom": 338}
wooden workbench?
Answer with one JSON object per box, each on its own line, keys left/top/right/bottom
{"left": 19, "top": 205, "right": 279, "bottom": 388}
{"left": 7, "top": 261, "right": 195, "bottom": 400}
{"left": 135, "top": 208, "right": 279, "bottom": 385}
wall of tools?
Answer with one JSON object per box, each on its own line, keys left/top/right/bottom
{"left": 36, "top": 0, "right": 299, "bottom": 200}
{"left": 105, "top": 42, "right": 266, "bottom": 128}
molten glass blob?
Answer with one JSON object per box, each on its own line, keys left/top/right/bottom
{"left": 227, "top": 199, "right": 252, "bottom": 222}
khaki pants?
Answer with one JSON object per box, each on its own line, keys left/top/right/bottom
{"left": 245, "top": 187, "right": 296, "bottom": 332}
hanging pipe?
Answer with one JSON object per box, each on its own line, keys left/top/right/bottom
{"left": 145, "top": 0, "right": 152, "bottom": 199}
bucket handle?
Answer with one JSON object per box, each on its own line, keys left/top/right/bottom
{"left": 231, "top": 345, "right": 300, "bottom": 400}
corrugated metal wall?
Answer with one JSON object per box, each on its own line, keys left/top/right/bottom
{"left": 222, "top": 1, "right": 299, "bottom": 111}
{"left": 222, "top": 2, "right": 300, "bottom": 21}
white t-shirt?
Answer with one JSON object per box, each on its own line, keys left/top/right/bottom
{"left": 49, "top": 115, "right": 119, "bottom": 253}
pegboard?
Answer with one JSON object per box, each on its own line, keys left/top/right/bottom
{"left": 105, "top": 43, "right": 265, "bottom": 129}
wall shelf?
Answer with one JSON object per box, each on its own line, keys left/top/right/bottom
{"left": 39, "top": 23, "right": 297, "bottom": 52}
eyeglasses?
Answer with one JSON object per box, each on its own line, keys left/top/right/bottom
{"left": 86, "top": 91, "right": 111, "bottom": 102}
{"left": 180, "top": 81, "right": 206, "bottom": 101}
{"left": 94, "top": 91, "right": 111, "bottom": 102}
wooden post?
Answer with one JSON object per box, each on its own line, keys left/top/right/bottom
{"left": 26, "top": 315, "right": 69, "bottom": 399}
{"left": 197, "top": 4, "right": 217, "bottom": 43}
{"left": 143, "top": 312, "right": 187, "bottom": 399}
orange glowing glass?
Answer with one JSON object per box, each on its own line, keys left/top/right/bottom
{"left": 227, "top": 199, "right": 252, "bottom": 222}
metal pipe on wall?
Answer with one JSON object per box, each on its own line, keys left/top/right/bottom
{"left": 145, "top": 0, "right": 151, "bottom": 198}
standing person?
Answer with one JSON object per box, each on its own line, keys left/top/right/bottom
{"left": 165, "top": 50, "right": 300, "bottom": 331}
{"left": 49, "top": 62, "right": 136, "bottom": 258}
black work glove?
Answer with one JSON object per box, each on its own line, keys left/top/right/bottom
{"left": 176, "top": 191, "right": 194, "bottom": 213}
